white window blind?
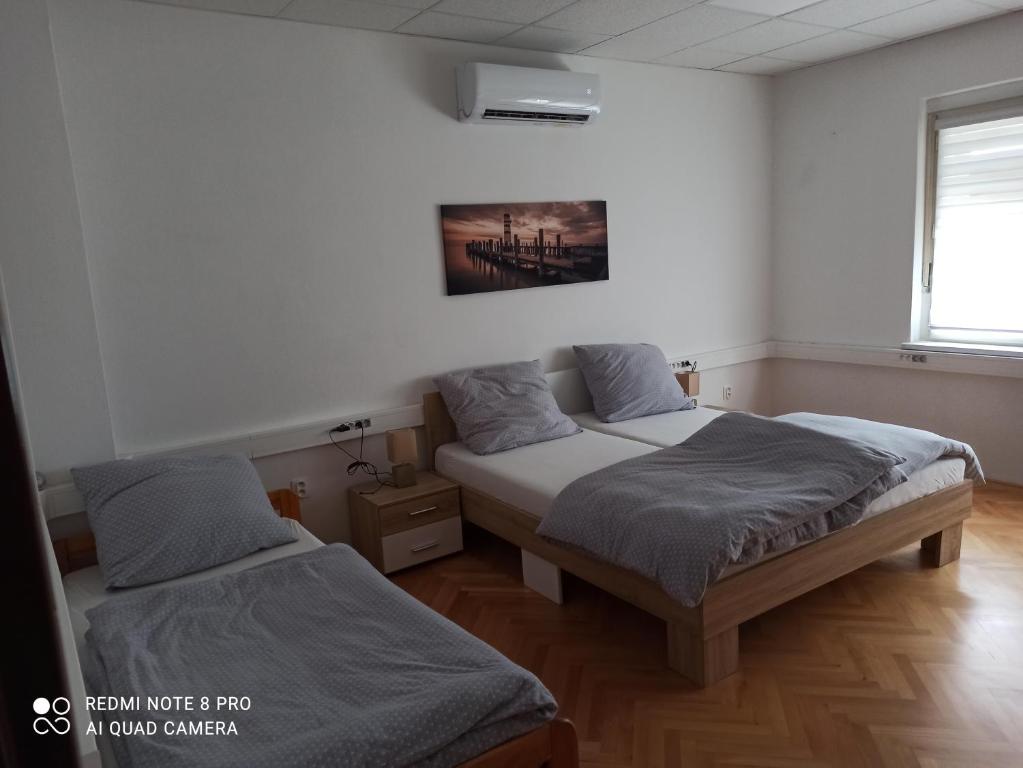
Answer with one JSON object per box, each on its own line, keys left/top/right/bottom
{"left": 929, "top": 112, "right": 1023, "bottom": 340}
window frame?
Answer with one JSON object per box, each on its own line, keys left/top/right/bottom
{"left": 918, "top": 95, "right": 1023, "bottom": 348}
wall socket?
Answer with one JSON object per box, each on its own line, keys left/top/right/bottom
{"left": 289, "top": 478, "right": 308, "bottom": 499}
{"left": 335, "top": 417, "right": 372, "bottom": 433}
{"left": 722, "top": 386, "right": 733, "bottom": 401}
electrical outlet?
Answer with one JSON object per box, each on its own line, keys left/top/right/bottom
{"left": 290, "top": 478, "right": 308, "bottom": 499}
{"left": 722, "top": 386, "right": 733, "bottom": 401}
{"left": 335, "top": 417, "right": 373, "bottom": 433}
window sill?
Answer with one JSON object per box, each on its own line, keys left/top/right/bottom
{"left": 902, "top": 341, "right": 1023, "bottom": 360}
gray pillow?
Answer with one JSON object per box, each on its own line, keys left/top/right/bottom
{"left": 72, "top": 454, "right": 298, "bottom": 588}
{"left": 434, "top": 359, "right": 581, "bottom": 455}
{"left": 574, "top": 343, "right": 694, "bottom": 423}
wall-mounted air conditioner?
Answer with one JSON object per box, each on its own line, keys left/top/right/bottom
{"left": 455, "top": 62, "right": 601, "bottom": 126}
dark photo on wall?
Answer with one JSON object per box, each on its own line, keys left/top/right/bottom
{"left": 440, "top": 200, "right": 609, "bottom": 296}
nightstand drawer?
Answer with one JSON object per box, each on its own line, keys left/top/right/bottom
{"left": 381, "top": 516, "right": 463, "bottom": 573}
{"left": 379, "top": 488, "right": 460, "bottom": 536}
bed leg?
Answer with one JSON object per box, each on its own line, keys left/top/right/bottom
{"left": 921, "top": 521, "right": 963, "bottom": 567}
{"left": 547, "top": 719, "right": 579, "bottom": 768}
{"left": 666, "top": 622, "right": 739, "bottom": 687}
{"left": 521, "top": 550, "right": 563, "bottom": 604}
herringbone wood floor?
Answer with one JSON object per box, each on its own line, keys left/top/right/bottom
{"left": 392, "top": 483, "right": 1023, "bottom": 768}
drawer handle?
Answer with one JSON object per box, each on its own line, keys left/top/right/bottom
{"left": 408, "top": 505, "right": 438, "bottom": 518}
{"left": 410, "top": 540, "right": 440, "bottom": 554}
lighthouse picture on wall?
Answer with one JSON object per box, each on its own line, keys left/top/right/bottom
{"left": 440, "top": 200, "right": 609, "bottom": 296}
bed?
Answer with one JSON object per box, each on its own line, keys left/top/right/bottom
{"left": 571, "top": 404, "right": 970, "bottom": 546}
{"left": 423, "top": 390, "right": 975, "bottom": 688}
{"left": 52, "top": 488, "right": 578, "bottom": 768}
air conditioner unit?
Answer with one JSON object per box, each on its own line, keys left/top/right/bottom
{"left": 455, "top": 63, "right": 601, "bottom": 126}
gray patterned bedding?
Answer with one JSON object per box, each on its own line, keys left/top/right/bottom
{"left": 82, "top": 544, "right": 556, "bottom": 768}
{"left": 537, "top": 412, "right": 982, "bottom": 607}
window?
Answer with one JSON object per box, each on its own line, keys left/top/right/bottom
{"left": 921, "top": 98, "right": 1023, "bottom": 348}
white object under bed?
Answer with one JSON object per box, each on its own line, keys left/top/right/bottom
{"left": 62, "top": 517, "right": 323, "bottom": 653}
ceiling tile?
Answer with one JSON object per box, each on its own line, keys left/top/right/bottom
{"left": 851, "top": 0, "right": 1001, "bottom": 38}
{"left": 498, "top": 25, "right": 610, "bottom": 52}
{"left": 583, "top": 5, "right": 767, "bottom": 60}
{"left": 785, "top": 0, "right": 939, "bottom": 28}
{"left": 538, "top": 0, "right": 702, "bottom": 36}
{"left": 136, "top": 0, "right": 1020, "bottom": 70}
{"left": 429, "top": 0, "right": 575, "bottom": 24}
{"left": 280, "top": 0, "right": 418, "bottom": 29}
{"left": 140, "top": 0, "right": 291, "bottom": 15}
{"left": 708, "top": 0, "right": 819, "bottom": 15}
{"left": 767, "top": 29, "right": 889, "bottom": 61}
{"left": 707, "top": 18, "right": 831, "bottom": 54}
{"left": 658, "top": 44, "right": 746, "bottom": 68}
{"left": 396, "top": 11, "right": 522, "bottom": 42}
{"left": 352, "top": 0, "right": 437, "bottom": 8}
{"left": 718, "top": 55, "right": 803, "bottom": 74}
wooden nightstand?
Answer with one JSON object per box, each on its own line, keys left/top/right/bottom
{"left": 348, "top": 471, "right": 462, "bottom": 574}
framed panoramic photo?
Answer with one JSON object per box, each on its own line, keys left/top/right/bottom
{"left": 440, "top": 200, "right": 609, "bottom": 296}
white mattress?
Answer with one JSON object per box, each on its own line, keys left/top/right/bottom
{"left": 436, "top": 428, "right": 657, "bottom": 520}
{"left": 63, "top": 518, "right": 323, "bottom": 652}
{"left": 572, "top": 406, "right": 724, "bottom": 446}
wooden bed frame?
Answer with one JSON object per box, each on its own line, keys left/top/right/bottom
{"left": 51, "top": 487, "right": 580, "bottom": 768}
{"left": 423, "top": 392, "right": 974, "bottom": 688}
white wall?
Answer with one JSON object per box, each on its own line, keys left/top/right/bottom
{"left": 0, "top": 0, "right": 114, "bottom": 473}
{"left": 772, "top": 12, "right": 1023, "bottom": 348}
{"left": 772, "top": 359, "right": 1023, "bottom": 484}
{"left": 12, "top": 0, "right": 1015, "bottom": 544}
{"left": 46, "top": 0, "right": 773, "bottom": 460}
{"left": 769, "top": 13, "right": 1023, "bottom": 484}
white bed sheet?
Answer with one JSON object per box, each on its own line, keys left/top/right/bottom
{"left": 572, "top": 406, "right": 724, "bottom": 446}
{"left": 63, "top": 518, "right": 323, "bottom": 652}
{"left": 436, "top": 429, "right": 657, "bottom": 520}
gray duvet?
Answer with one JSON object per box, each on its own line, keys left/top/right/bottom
{"left": 538, "top": 412, "right": 982, "bottom": 607}
{"left": 83, "top": 544, "right": 556, "bottom": 768}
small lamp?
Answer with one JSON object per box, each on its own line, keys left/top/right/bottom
{"left": 386, "top": 428, "right": 418, "bottom": 488}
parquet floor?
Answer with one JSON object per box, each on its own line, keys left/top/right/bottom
{"left": 392, "top": 482, "right": 1023, "bottom": 768}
